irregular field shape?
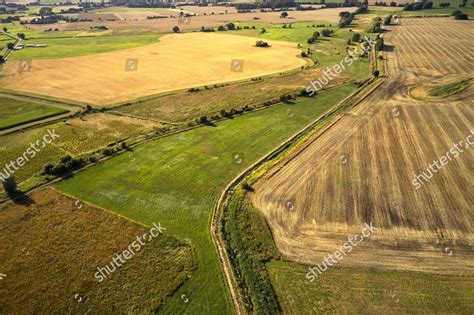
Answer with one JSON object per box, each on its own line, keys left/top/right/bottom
{"left": 0, "top": 32, "right": 305, "bottom": 105}
{"left": 252, "top": 18, "right": 474, "bottom": 274}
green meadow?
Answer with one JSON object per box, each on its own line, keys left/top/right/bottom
{"left": 8, "top": 34, "right": 161, "bottom": 60}
{"left": 0, "top": 96, "right": 67, "bottom": 130}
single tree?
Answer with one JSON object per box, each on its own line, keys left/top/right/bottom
{"left": 2, "top": 176, "right": 17, "bottom": 195}
{"left": 280, "top": 11, "right": 288, "bottom": 18}
{"left": 172, "top": 26, "right": 180, "bottom": 33}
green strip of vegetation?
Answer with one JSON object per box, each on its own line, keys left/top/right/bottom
{"left": 224, "top": 190, "right": 281, "bottom": 313}
{"left": 428, "top": 78, "right": 472, "bottom": 97}
{"left": 0, "top": 96, "right": 68, "bottom": 130}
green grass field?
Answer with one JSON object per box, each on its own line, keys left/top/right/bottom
{"left": 55, "top": 84, "right": 358, "bottom": 314}
{"left": 9, "top": 34, "right": 161, "bottom": 60}
{"left": 0, "top": 96, "right": 67, "bottom": 130}
{"left": 269, "top": 261, "right": 474, "bottom": 313}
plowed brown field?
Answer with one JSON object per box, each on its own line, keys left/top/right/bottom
{"left": 252, "top": 18, "right": 474, "bottom": 275}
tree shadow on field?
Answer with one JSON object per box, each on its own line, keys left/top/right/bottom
{"left": 203, "top": 121, "right": 217, "bottom": 127}
{"left": 384, "top": 44, "right": 395, "bottom": 52}
{"left": 9, "top": 191, "right": 34, "bottom": 206}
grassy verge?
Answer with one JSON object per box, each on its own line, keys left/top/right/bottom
{"left": 54, "top": 84, "right": 358, "bottom": 314}
{"left": 0, "top": 96, "right": 68, "bottom": 130}
{"left": 429, "top": 78, "right": 472, "bottom": 97}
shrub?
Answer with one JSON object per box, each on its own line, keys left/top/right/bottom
{"left": 103, "top": 148, "right": 115, "bottom": 156}
{"left": 352, "top": 32, "right": 361, "bottom": 42}
{"left": 280, "top": 11, "right": 288, "bottom": 18}
{"left": 242, "top": 182, "right": 254, "bottom": 191}
{"left": 172, "top": 26, "right": 180, "bottom": 33}
{"left": 451, "top": 9, "right": 462, "bottom": 15}
{"left": 218, "top": 25, "right": 226, "bottom": 31}
{"left": 321, "top": 28, "right": 333, "bottom": 37}
{"left": 454, "top": 13, "right": 468, "bottom": 19}
{"left": 43, "top": 163, "right": 54, "bottom": 175}
{"left": 256, "top": 40, "right": 269, "bottom": 47}
{"left": 60, "top": 155, "right": 72, "bottom": 164}
{"left": 226, "top": 22, "right": 235, "bottom": 30}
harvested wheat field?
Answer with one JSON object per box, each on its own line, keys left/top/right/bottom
{"left": 252, "top": 18, "right": 474, "bottom": 275}
{"left": 0, "top": 188, "right": 193, "bottom": 314}
{"left": 0, "top": 32, "right": 305, "bottom": 105}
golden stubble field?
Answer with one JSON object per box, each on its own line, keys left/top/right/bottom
{"left": 0, "top": 32, "right": 305, "bottom": 105}
{"left": 251, "top": 18, "right": 474, "bottom": 275}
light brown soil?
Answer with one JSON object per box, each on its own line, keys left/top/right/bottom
{"left": 251, "top": 18, "right": 474, "bottom": 275}
{"left": 0, "top": 32, "right": 305, "bottom": 105}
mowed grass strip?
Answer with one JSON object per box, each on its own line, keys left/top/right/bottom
{"left": 0, "top": 96, "right": 68, "bottom": 130}
{"left": 0, "top": 188, "right": 194, "bottom": 314}
{"left": 56, "top": 84, "right": 357, "bottom": 314}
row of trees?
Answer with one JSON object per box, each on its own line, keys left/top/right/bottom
{"left": 403, "top": 2, "right": 433, "bottom": 11}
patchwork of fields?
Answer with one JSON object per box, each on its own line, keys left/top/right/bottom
{"left": 1, "top": 4, "right": 473, "bottom": 313}
{"left": 55, "top": 84, "right": 357, "bottom": 313}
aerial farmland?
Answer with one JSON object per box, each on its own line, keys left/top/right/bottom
{"left": 0, "top": 0, "right": 472, "bottom": 314}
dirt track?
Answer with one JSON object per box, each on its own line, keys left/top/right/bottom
{"left": 251, "top": 18, "right": 474, "bottom": 275}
